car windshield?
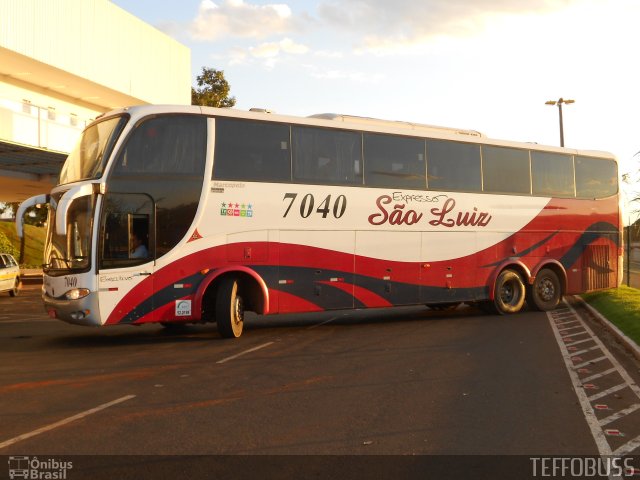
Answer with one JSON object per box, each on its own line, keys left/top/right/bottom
{"left": 59, "top": 115, "right": 128, "bottom": 184}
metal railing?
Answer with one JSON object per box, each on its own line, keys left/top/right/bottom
{"left": 0, "top": 97, "right": 90, "bottom": 153}
{"left": 624, "top": 226, "right": 640, "bottom": 289}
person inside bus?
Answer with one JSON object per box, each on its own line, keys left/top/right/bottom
{"left": 130, "top": 230, "right": 149, "bottom": 259}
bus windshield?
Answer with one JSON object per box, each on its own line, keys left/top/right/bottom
{"left": 59, "top": 115, "right": 128, "bottom": 184}
{"left": 43, "top": 192, "right": 96, "bottom": 275}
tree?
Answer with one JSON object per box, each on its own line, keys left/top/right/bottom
{"left": 0, "top": 232, "right": 18, "bottom": 261}
{"left": 191, "top": 67, "right": 236, "bottom": 108}
{"left": 0, "top": 202, "right": 47, "bottom": 227}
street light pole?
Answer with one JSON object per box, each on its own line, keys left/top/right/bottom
{"left": 545, "top": 97, "right": 575, "bottom": 147}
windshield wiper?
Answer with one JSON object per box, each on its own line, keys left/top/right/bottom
{"left": 48, "top": 253, "right": 73, "bottom": 268}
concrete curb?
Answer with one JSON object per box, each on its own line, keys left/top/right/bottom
{"left": 575, "top": 296, "right": 640, "bottom": 362}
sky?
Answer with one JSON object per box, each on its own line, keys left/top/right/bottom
{"left": 110, "top": 0, "right": 640, "bottom": 195}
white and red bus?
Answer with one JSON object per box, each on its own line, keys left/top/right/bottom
{"left": 17, "top": 105, "right": 622, "bottom": 338}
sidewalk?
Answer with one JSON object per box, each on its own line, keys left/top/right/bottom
{"left": 20, "top": 268, "right": 42, "bottom": 284}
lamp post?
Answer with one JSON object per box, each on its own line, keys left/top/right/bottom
{"left": 545, "top": 97, "right": 574, "bottom": 147}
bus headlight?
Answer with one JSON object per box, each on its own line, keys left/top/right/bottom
{"left": 64, "top": 288, "right": 91, "bottom": 300}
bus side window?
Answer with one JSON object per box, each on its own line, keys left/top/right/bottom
{"left": 426, "top": 139, "right": 481, "bottom": 192}
{"left": 531, "top": 151, "right": 575, "bottom": 197}
{"left": 213, "top": 118, "right": 291, "bottom": 182}
{"left": 292, "top": 126, "right": 362, "bottom": 185}
{"left": 575, "top": 156, "right": 618, "bottom": 198}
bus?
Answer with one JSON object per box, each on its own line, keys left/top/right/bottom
{"left": 16, "top": 105, "right": 622, "bottom": 338}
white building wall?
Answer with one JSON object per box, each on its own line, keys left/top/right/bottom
{"left": 0, "top": 0, "right": 191, "bottom": 201}
{"left": 0, "top": 0, "right": 190, "bottom": 106}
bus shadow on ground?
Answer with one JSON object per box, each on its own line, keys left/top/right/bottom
{"left": 43, "top": 303, "right": 502, "bottom": 349}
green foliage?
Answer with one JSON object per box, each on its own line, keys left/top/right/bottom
{"left": 191, "top": 67, "right": 236, "bottom": 108}
{"left": 0, "top": 230, "right": 19, "bottom": 260}
{"left": 582, "top": 286, "right": 640, "bottom": 345}
{"left": 0, "top": 221, "right": 46, "bottom": 267}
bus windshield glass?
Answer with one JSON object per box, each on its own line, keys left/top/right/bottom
{"left": 59, "top": 115, "right": 128, "bottom": 184}
{"left": 44, "top": 192, "right": 96, "bottom": 274}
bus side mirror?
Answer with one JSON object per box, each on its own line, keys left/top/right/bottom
{"left": 54, "top": 184, "right": 97, "bottom": 236}
{"left": 15, "top": 194, "right": 49, "bottom": 238}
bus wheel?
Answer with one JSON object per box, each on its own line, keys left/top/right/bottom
{"left": 216, "top": 277, "right": 244, "bottom": 338}
{"left": 529, "top": 268, "right": 561, "bottom": 311}
{"left": 493, "top": 269, "right": 525, "bottom": 314}
{"left": 9, "top": 278, "right": 19, "bottom": 297}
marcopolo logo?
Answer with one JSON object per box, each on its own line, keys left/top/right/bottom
{"left": 8, "top": 456, "right": 73, "bottom": 479}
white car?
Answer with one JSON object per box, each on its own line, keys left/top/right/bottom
{"left": 0, "top": 253, "right": 20, "bottom": 296}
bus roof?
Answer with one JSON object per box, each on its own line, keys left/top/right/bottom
{"left": 97, "top": 105, "right": 616, "bottom": 161}
{"left": 307, "top": 113, "right": 484, "bottom": 139}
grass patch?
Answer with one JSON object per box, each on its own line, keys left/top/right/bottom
{"left": 0, "top": 220, "right": 46, "bottom": 268}
{"left": 582, "top": 285, "right": 640, "bottom": 346}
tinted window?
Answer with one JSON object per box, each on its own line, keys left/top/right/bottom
{"left": 292, "top": 126, "right": 362, "bottom": 185}
{"left": 100, "top": 193, "right": 154, "bottom": 268}
{"left": 482, "top": 146, "right": 530, "bottom": 194}
{"left": 213, "top": 118, "right": 291, "bottom": 182}
{"left": 426, "top": 140, "right": 481, "bottom": 192}
{"left": 116, "top": 115, "right": 206, "bottom": 175}
{"left": 109, "top": 115, "right": 207, "bottom": 260}
{"left": 364, "top": 133, "right": 425, "bottom": 189}
{"left": 575, "top": 156, "right": 618, "bottom": 198}
{"left": 531, "top": 151, "right": 574, "bottom": 197}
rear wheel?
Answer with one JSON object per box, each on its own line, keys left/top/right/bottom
{"left": 529, "top": 268, "right": 562, "bottom": 311}
{"left": 493, "top": 269, "right": 525, "bottom": 314}
{"left": 9, "top": 277, "right": 19, "bottom": 297}
{"left": 216, "top": 277, "right": 244, "bottom": 338}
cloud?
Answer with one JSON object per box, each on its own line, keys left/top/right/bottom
{"left": 190, "top": 0, "right": 296, "bottom": 40}
{"left": 228, "top": 38, "right": 309, "bottom": 68}
{"left": 304, "top": 64, "right": 385, "bottom": 84}
{"left": 316, "top": 0, "right": 577, "bottom": 51}
{"left": 190, "top": 0, "right": 580, "bottom": 59}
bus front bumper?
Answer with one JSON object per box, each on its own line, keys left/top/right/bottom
{"left": 43, "top": 291, "right": 102, "bottom": 326}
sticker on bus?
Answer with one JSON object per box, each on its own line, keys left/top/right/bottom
{"left": 175, "top": 300, "right": 192, "bottom": 317}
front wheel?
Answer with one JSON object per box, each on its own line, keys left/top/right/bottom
{"left": 9, "top": 277, "right": 19, "bottom": 297}
{"left": 216, "top": 277, "right": 245, "bottom": 338}
{"left": 493, "top": 269, "right": 525, "bottom": 315}
{"left": 528, "top": 268, "right": 562, "bottom": 311}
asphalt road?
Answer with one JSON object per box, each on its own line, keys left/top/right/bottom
{"left": 1, "top": 283, "right": 640, "bottom": 479}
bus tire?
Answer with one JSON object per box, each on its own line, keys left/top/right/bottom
{"left": 493, "top": 269, "right": 525, "bottom": 315}
{"left": 216, "top": 277, "right": 244, "bottom": 338}
{"left": 9, "top": 277, "right": 19, "bottom": 297}
{"left": 529, "top": 268, "right": 562, "bottom": 311}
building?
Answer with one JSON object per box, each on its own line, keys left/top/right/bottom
{"left": 0, "top": 0, "right": 191, "bottom": 202}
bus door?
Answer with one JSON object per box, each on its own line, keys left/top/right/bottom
{"left": 98, "top": 193, "right": 155, "bottom": 324}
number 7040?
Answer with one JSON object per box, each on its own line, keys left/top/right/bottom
{"left": 282, "top": 193, "right": 347, "bottom": 219}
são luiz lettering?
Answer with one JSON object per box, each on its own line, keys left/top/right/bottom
{"left": 368, "top": 195, "right": 492, "bottom": 227}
